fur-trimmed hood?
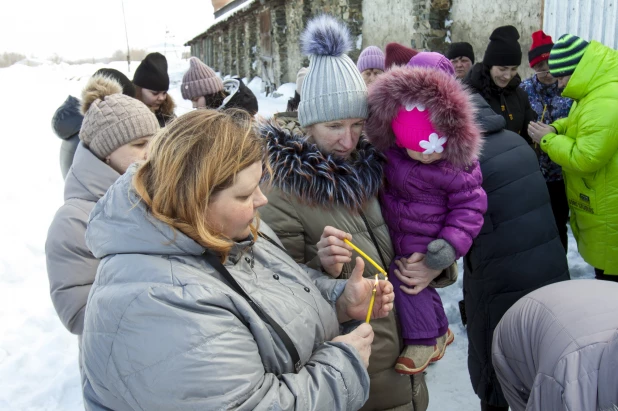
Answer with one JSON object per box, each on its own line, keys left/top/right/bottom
{"left": 365, "top": 66, "right": 482, "bottom": 167}
{"left": 260, "top": 120, "right": 384, "bottom": 209}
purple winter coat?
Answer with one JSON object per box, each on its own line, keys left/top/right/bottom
{"left": 380, "top": 147, "right": 486, "bottom": 258}
{"left": 366, "top": 65, "right": 487, "bottom": 258}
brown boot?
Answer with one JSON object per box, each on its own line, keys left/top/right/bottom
{"left": 433, "top": 328, "right": 455, "bottom": 362}
{"left": 395, "top": 344, "right": 439, "bottom": 375}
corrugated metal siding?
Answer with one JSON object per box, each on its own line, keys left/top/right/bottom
{"left": 544, "top": 0, "right": 618, "bottom": 49}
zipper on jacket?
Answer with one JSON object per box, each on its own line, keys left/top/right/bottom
{"left": 500, "top": 94, "right": 514, "bottom": 121}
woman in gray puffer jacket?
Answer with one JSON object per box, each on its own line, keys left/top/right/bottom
{"left": 493, "top": 280, "right": 618, "bottom": 411}
{"left": 82, "top": 109, "right": 394, "bottom": 410}
{"left": 46, "top": 75, "right": 158, "bottom": 335}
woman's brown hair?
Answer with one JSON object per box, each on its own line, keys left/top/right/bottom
{"left": 133, "top": 108, "right": 266, "bottom": 260}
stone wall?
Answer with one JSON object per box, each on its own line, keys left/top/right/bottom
{"left": 271, "top": 0, "right": 288, "bottom": 85}
{"left": 188, "top": 0, "right": 366, "bottom": 87}
{"left": 283, "top": 0, "right": 308, "bottom": 83}
{"left": 188, "top": 0, "right": 542, "bottom": 87}
{"left": 362, "top": 0, "right": 451, "bottom": 54}
{"left": 449, "top": 0, "right": 543, "bottom": 77}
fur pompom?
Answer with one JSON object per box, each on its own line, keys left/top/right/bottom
{"left": 300, "top": 14, "right": 352, "bottom": 57}
{"left": 81, "top": 75, "right": 124, "bottom": 114}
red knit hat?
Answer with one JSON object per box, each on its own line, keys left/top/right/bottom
{"left": 385, "top": 43, "right": 419, "bottom": 70}
{"left": 528, "top": 30, "right": 554, "bottom": 68}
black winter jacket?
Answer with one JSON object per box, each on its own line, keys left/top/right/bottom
{"left": 222, "top": 77, "right": 259, "bottom": 115}
{"left": 465, "top": 64, "right": 537, "bottom": 144}
{"left": 463, "top": 95, "right": 570, "bottom": 407}
{"left": 52, "top": 95, "right": 83, "bottom": 179}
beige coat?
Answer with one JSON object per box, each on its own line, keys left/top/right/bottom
{"left": 260, "top": 118, "right": 456, "bottom": 410}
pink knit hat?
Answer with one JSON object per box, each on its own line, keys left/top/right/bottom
{"left": 357, "top": 46, "right": 385, "bottom": 72}
{"left": 181, "top": 57, "right": 224, "bottom": 100}
{"left": 391, "top": 103, "right": 447, "bottom": 154}
{"left": 407, "top": 52, "right": 455, "bottom": 77}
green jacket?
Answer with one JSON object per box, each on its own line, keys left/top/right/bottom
{"left": 259, "top": 118, "right": 456, "bottom": 411}
{"left": 541, "top": 41, "right": 618, "bottom": 273}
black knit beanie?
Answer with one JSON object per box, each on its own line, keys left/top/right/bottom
{"left": 446, "top": 42, "right": 475, "bottom": 64}
{"left": 483, "top": 25, "right": 522, "bottom": 67}
{"left": 94, "top": 68, "right": 136, "bottom": 97}
{"left": 132, "top": 52, "right": 170, "bottom": 91}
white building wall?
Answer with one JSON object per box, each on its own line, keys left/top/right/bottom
{"left": 544, "top": 0, "right": 618, "bottom": 49}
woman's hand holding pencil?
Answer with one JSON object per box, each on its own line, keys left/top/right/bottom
{"left": 317, "top": 226, "right": 389, "bottom": 279}
{"left": 336, "top": 257, "right": 395, "bottom": 323}
{"left": 318, "top": 225, "right": 394, "bottom": 323}
{"left": 316, "top": 226, "right": 356, "bottom": 278}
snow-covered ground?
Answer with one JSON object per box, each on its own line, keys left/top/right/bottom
{"left": 0, "top": 59, "right": 594, "bottom": 410}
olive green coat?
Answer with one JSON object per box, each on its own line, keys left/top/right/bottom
{"left": 260, "top": 116, "right": 457, "bottom": 410}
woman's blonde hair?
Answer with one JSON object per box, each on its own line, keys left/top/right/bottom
{"left": 133, "top": 108, "right": 266, "bottom": 260}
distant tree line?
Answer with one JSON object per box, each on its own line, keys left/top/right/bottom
{"left": 110, "top": 48, "right": 148, "bottom": 62}
{"left": 0, "top": 52, "right": 26, "bottom": 68}
{"left": 1, "top": 48, "right": 183, "bottom": 68}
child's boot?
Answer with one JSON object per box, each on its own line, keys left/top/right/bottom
{"left": 434, "top": 328, "right": 455, "bottom": 362}
{"left": 395, "top": 344, "right": 439, "bottom": 375}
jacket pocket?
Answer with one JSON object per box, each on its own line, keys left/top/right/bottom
{"left": 566, "top": 177, "right": 597, "bottom": 215}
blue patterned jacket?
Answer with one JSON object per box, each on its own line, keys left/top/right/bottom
{"left": 520, "top": 75, "right": 573, "bottom": 182}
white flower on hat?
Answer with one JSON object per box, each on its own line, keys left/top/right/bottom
{"left": 419, "top": 133, "right": 448, "bottom": 154}
{"left": 405, "top": 103, "right": 426, "bottom": 112}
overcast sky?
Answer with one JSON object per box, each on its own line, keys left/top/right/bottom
{"left": 2, "top": 0, "right": 215, "bottom": 60}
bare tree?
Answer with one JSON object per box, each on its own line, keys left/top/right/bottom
{"left": 50, "top": 53, "right": 63, "bottom": 64}
{"left": 130, "top": 48, "right": 147, "bottom": 61}
{"left": 111, "top": 49, "right": 126, "bottom": 62}
{"left": 110, "top": 48, "right": 148, "bottom": 62}
{"left": 0, "top": 52, "right": 26, "bottom": 68}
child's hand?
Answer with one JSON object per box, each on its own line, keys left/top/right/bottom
{"left": 425, "top": 239, "right": 456, "bottom": 270}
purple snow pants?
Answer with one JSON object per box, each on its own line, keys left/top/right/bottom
{"left": 389, "top": 260, "right": 449, "bottom": 346}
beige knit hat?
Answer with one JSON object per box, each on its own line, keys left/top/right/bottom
{"left": 295, "top": 67, "right": 309, "bottom": 95}
{"left": 79, "top": 75, "right": 160, "bottom": 159}
{"left": 181, "top": 57, "right": 224, "bottom": 100}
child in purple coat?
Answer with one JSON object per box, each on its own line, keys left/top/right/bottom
{"left": 365, "top": 52, "right": 487, "bottom": 375}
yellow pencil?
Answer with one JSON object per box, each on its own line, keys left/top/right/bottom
{"left": 540, "top": 104, "right": 547, "bottom": 123}
{"left": 343, "top": 238, "right": 388, "bottom": 278}
{"left": 365, "top": 275, "right": 379, "bottom": 323}
{"left": 534, "top": 104, "right": 548, "bottom": 150}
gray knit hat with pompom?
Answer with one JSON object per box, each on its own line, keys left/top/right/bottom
{"left": 298, "top": 15, "right": 368, "bottom": 127}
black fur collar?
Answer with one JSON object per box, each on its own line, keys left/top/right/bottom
{"left": 260, "top": 120, "right": 384, "bottom": 209}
